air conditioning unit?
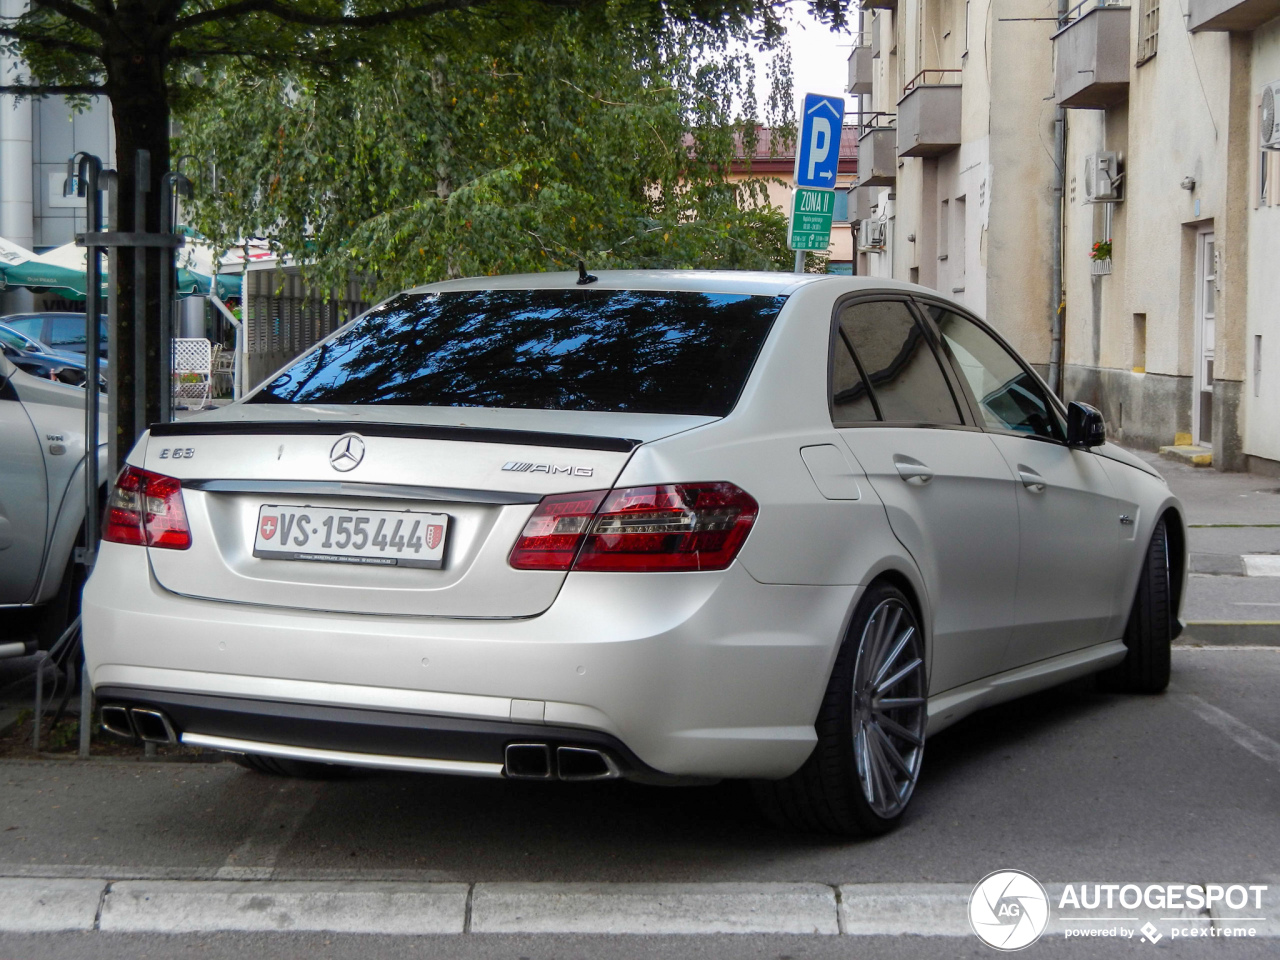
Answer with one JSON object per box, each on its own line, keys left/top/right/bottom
{"left": 1084, "top": 152, "right": 1121, "bottom": 203}
{"left": 857, "top": 218, "right": 886, "bottom": 251}
{"left": 1262, "top": 80, "right": 1280, "bottom": 149}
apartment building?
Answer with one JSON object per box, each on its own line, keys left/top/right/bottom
{"left": 847, "top": 0, "right": 1061, "bottom": 372}
{"left": 848, "top": 0, "right": 1279, "bottom": 473}
{"left": 1055, "top": 0, "right": 1254, "bottom": 468}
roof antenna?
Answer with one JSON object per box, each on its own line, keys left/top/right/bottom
{"left": 577, "top": 259, "right": 598, "bottom": 285}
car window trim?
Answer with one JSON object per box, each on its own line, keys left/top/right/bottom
{"left": 911, "top": 295, "right": 1069, "bottom": 444}
{"left": 826, "top": 291, "right": 977, "bottom": 431}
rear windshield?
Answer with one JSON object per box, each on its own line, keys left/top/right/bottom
{"left": 249, "top": 289, "right": 787, "bottom": 417}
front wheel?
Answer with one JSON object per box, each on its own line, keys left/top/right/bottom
{"left": 754, "top": 582, "right": 927, "bottom": 836}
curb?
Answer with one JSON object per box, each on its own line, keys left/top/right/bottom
{"left": 1177, "top": 623, "right": 1280, "bottom": 647}
{"left": 0, "top": 879, "right": 1275, "bottom": 937}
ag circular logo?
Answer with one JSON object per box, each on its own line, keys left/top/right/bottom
{"left": 969, "top": 869, "right": 1050, "bottom": 951}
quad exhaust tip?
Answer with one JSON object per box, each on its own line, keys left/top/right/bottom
{"left": 504, "top": 743, "right": 621, "bottom": 781}
{"left": 99, "top": 704, "right": 134, "bottom": 739}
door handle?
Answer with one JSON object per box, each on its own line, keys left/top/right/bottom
{"left": 1017, "top": 466, "right": 1046, "bottom": 493}
{"left": 894, "top": 457, "right": 934, "bottom": 485}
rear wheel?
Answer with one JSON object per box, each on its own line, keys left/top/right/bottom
{"left": 232, "top": 754, "right": 358, "bottom": 779}
{"left": 1102, "top": 517, "right": 1173, "bottom": 694}
{"left": 754, "top": 582, "right": 927, "bottom": 836}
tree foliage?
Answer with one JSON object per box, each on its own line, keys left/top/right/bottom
{"left": 177, "top": 10, "right": 797, "bottom": 296}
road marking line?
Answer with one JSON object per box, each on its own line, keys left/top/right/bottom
{"left": 99, "top": 880, "right": 469, "bottom": 934}
{"left": 469, "top": 882, "right": 840, "bottom": 935}
{"left": 839, "top": 883, "right": 969, "bottom": 936}
{"left": 215, "top": 779, "right": 321, "bottom": 880}
{"left": 1182, "top": 695, "right": 1280, "bottom": 774}
{"left": 0, "top": 878, "right": 106, "bottom": 932}
{"left": 1243, "top": 555, "right": 1280, "bottom": 577}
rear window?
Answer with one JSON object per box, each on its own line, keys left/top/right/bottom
{"left": 249, "top": 289, "right": 787, "bottom": 417}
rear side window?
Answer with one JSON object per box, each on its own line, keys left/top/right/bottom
{"left": 47, "top": 315, "right": 89, "bottom": 348}
{"left": 836, "top": 300, "right": 962, "bottom": 425}
{"left": 250, "top": 289, "right": 787, "bottom": 417}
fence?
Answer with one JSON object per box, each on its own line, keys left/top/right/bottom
{"left": 243, "top": 267, "right": 370, "bottom": 388}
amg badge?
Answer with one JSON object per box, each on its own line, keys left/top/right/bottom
{"left": 502, "top": 461, "right": 594, "bottom": 477}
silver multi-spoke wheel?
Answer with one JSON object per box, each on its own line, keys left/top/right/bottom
{"left": 851, "top": 598, "right": 926, "bottom": 819}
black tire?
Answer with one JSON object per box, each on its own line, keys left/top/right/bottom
{"left": 754, "top": 581, "right": 927, "bottom": 836}
{"left": 36, "top": 550, "right": 85, "bottom": 651}
{"left": 1101, "top": 517, "right": 1173, "bottom": 694}
{"left": 232, "top": 753, "right": 359, "bottom": 779}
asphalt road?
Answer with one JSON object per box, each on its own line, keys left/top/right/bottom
{"left": 1, "top": 646, "right": 1276, "bottom": 957}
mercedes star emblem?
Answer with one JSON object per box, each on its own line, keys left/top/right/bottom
{"left": 329, "top": 434, "right": 366, "bottom": 472}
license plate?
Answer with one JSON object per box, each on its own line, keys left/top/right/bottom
{"left": 253, "top": 504, "right": 448, "bottom": 569}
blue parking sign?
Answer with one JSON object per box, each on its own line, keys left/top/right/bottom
{"left": 794, "top": 93, "right": 846, "bottom": 188}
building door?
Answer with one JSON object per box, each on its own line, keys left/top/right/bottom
{"left": 1193, "top": 229, "right": 1216, "bottom": 446}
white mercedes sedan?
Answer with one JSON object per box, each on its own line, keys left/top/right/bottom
{"left": 82, "top": 271, "right": 1185, "bottom": 835}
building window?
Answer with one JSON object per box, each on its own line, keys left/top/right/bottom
{"left": 1136, "top": 0, "right": 1159, "bottom": 65}
{"left": 1133, "top": 314, "right": 1147, "bottom": 373}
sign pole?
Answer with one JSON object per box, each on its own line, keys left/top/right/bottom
{"left": 788, "top": 93, "right": 847, "bottom": 273}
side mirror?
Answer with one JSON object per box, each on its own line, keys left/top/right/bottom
{"left": 1067, "top": 401, "right": 1106, "bottom": 448}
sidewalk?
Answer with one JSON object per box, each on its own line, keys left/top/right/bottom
{"left": 1128, "top": 447, "right": 1280, "bottom": 645}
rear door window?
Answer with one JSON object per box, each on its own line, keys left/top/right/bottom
{"left": 47, "top": 315, "right": 89, "bottom": 349}
{"left": 836, "top": 300, "right": 962, "bottom": 425}
{"left": 250, "top": 289, "right": 787, "bottom": 417}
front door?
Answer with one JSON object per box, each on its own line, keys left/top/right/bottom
{"left": 925, "top": 305, "right": 1122, "bottom": 667}
{"left": 830, "top": 298, "right": 1021, "bottom": 693}
{"left": 0, "top": 374, "right": 49, "bottom": 603}
{"left": 1193, "top": 229, "right": 1216, "bottom": 446}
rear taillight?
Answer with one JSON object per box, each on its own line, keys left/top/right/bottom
{"left": 508, "top": 490, "right": 609, "bottom": 570}
{"left": 509, "top": 483, "right": 757, "bottom": 573}
{"left": 102, "top": 466, "right": 192, "bottom": 550}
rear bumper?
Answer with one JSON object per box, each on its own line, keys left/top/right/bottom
{"left": 95, "top": 685, "right": 674, "bottom": 781}
{"left": 83, "top": 542, "right": 855, "bottom": 779}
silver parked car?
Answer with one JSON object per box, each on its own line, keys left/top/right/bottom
{"left": 0, "top": 351, "right": 105, "bottom": 655}
{"left": 82, "top": 272, "right": 1185, "bottom": 835}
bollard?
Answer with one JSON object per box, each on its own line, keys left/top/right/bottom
{"left": 32, "top": 652, "right": 46, "bottom": 752}
{"left": 78, "top": 660, "right": 92, "bottom": 758}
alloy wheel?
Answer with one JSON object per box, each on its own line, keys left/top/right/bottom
{"left": 851, "top": 598, "right": 927, "bottom": 819}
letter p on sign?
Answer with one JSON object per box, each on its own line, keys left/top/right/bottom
{"left": 807, "top": 117, "right": 831, "bottom": 180}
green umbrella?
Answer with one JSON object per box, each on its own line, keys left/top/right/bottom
{"left": 0, "top": 238, "right": 235, "bottom": 300}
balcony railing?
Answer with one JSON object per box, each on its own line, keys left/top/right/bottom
{"left": 848, "top": 41, "right": 873, "bottom": 96}
{"left": 857, "top": 115, "right": 898, "bottom": 186}
{"left": 903, "top": 69, "right": 963, "bottom": 96}
{"left": 1052, "top": 0, "right": 1131, "bottom": 109}
{"left": 897, "top": 74, "right": 962, "bottom": 158}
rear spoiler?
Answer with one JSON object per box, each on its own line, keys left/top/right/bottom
{"left": 149, "top": 419, "right": 641, "bottom": 453}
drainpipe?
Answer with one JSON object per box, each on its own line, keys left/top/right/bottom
{"left": 0, "top": 0, "right": 35, "bottom": 313}
{"left": 1047, "top": 2, "right": 1067, "bottom": 398}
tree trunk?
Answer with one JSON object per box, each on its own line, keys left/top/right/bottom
{"left": 102, "top": 36, "right": 172, "bottom": 471}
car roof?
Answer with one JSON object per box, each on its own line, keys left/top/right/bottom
{"left": 407, "top": 270, "right": 929, "bottom": 299}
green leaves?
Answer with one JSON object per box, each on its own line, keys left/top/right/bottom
{"left": 177, "top": 9, "right": 792, "bottom": 300}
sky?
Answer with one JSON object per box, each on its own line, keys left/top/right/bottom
{"left": 780, "top": 4, "right": 857, "bottom": 107}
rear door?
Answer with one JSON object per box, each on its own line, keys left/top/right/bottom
{"left": 925, "top": 304, "right": 1122, "bottom": 666}
{"left": 831, "top": 297, "right": 1021, "bottom": 693}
